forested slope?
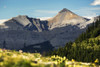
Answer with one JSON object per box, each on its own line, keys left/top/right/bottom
{"left": 47, "top": 16, "right": 100, "bottom": 64}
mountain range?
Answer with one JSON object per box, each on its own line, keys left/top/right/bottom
{"left": 0, "top": 8, "right": 96, "bottom": 52}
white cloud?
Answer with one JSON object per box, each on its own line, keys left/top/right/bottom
{"left": 35, "top": 10, "right": 58, "bottom": 14}
{"left": 0, "top": 19, "right": 8, "bottom": 24}
{"left": 74, "top": 7, "right": 100, "bottom": 18}
{"left": 88, "top": 7, "right": 100, "bottom": 10}
{"left": 39, "top": 17, "right": 52, "bottom": 20}
{"left": 91, "top": 0, "right": 100, "bottom": 6}
{"left": 83, "top": 16, "right": 94, "bottom": 19}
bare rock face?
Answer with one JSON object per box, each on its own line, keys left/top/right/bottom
{"left": 0, "top": 8, "right": 95, "bottom": 51}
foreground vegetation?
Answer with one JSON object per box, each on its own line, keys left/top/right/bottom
{"left": 0, "top": 49, "right": 99, "bottom": 67}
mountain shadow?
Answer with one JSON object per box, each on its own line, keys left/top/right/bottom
{"left": 21, "top": 41, "right": 54, "bottom": 53}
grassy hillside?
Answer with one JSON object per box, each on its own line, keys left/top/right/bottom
{"left": 0, "top": 49, "right": 99, "bottom": 67}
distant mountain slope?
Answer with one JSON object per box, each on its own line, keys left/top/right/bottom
{"left": 0, "top": 8, "right": 95, "bottom": 51}
{"left": 0, "top": 15, "right": 48, "bottom": 32}
{"left": 48, "top": 8, "right": 89, "bottom": 30}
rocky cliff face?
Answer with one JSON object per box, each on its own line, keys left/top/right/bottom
{"left": 0, "top": 8, "right": 95, "bottom": 52}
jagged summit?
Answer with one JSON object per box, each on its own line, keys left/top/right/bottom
{"left": 59, "top": 8, "right": 71, "bottom": 13}
{"left": 18, "top": 15, "right": 28, "bottom": 17}
{"left": 13, "top": 15, "right": 28, "bottom": 18}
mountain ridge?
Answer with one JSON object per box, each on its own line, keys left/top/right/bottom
{"left": 0, "top": 8, "right": 95, "bottom": 52}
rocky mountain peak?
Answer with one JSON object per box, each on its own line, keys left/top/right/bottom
{"left": 17, "top": 15, "right": 28, "bottom": 17}
{"left": 59, "top": 8, "right": 71, "bottom": 13}
{"left": 12, "top": 15, "right": 29, "bottom": 20}
{"left": 48, "top": 8, "right": 89, "bottom": 30}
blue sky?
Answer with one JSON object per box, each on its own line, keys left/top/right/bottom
{"left": 0, "top": 0, "right": 100, "bottom": 20}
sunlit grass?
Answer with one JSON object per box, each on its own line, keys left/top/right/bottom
{"left": 0, "top": 49, "right": 99, "bottom": 67}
